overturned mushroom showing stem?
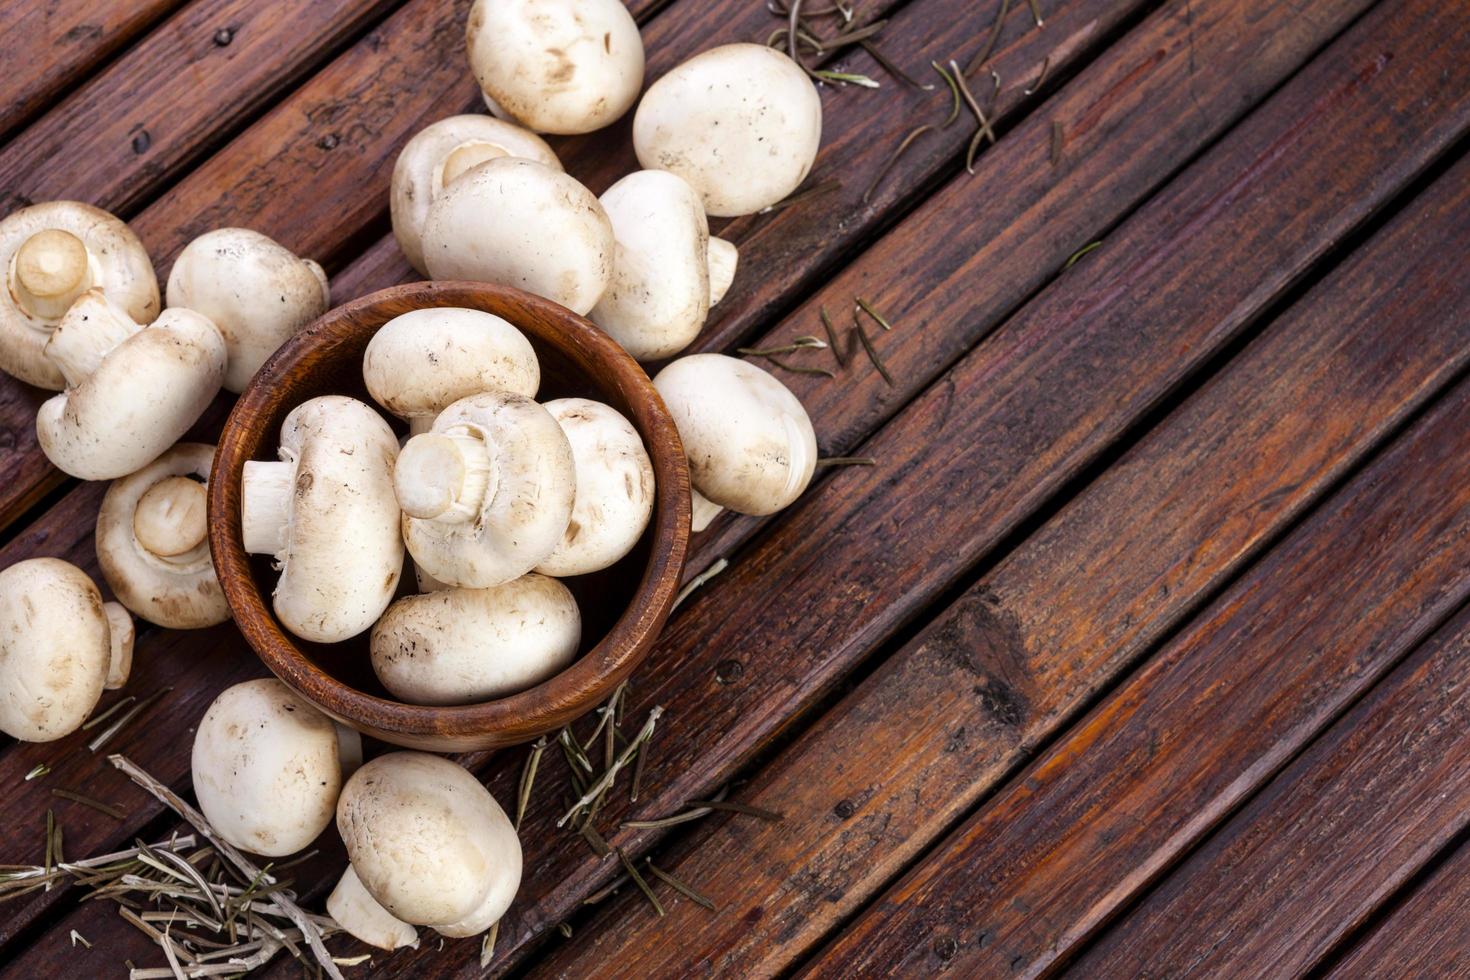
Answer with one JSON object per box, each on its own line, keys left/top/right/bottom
{"left": 654, "top": 353, "right": 818, "bottom": 532}
{"left": 371, "top": 573, "right": 580, "bottom": 705}
{"left": 96, "top": 443, "right": 228, "bottom": 629}
{"left": 392, "top": 115, "right": 561, "bottom": 276}
{"left": 0, "top": 201, "right": 158, "bottom": 390}
{"left": 398, "top": 390, "right": 575, "bottom": 589}
{"left": 192, "top": 679, "right": 361, "bottom": 857}
{"left": 421, "top": 158, "right": 614, "bottom": 315}
{"left": 36, "top": 289, "right": 226, "bottom": 481}
{"left": 337, "top": 753, "right": 522, "bottom": 940}
{"left": 363, "top": 307, "right": 540, "bottom": 435}
{"left": 328, "top": 866, "right": 419, "bottom": 951}
{"left": 590, "top": 171, "right": 739, "bottom": 361}
{"left": 466, "top": 0, "right": 644, "bottom": 136}
{"left": 634, "top": 44, "right": 823, "bottom": 217}
{"left": 0, "top": 558, "right": 134, "bottom": 741}
{"left": 166, "top": 228, "right": 330, "bottom": 392}
{"left": 536, "top": 398, "right": 655, "bottom": 576}
{"left": 241, "top": 396, "right": 403, "bottom": 643}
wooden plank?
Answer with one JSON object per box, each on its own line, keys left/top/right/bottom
{"left": 529, "top": 149, "right": 1470, "bottom": 979}
{"left": 1070, "top": 602, "right": 1470, "bottom": 976}
{"left": 0, "top": 0, "right": 187, "bottom": 139}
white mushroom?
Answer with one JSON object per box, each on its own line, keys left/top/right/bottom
{"left": 96, "top": 443, "right": 229, "bottom": 630}
{"left": 634, "top": 44, "right": 823, "bottom": 217}
{"left": 466, "top": 0, "right": 644, "bottom": 136}
{"left": 327, "top": 867, "right": 420, "bottom": 951}
{"left": 589, "top": 170, "right": 739, "bottom": 361}
{"left": 421, "top": 158, "right": 614, "bottom": 316}
{"left": 397, "top": 390, "right": 575, "bottom": 589}
{"left": 191, "top": 678, "right": 358, "bottom": 857}
{"left": 371, "top": 573, "right": 580, "bottom": 704}
{"left": 392, "top": 115, "right": 561, "bottom": 275}
{"left": 36, "top": 289, "right": 226, "bottom": 481}
{"left": 653, "top": 353, "right": 817, "bottom": 531}
{"left": 0, "top": 558, "right": 134, "bottom": 742}
{"left": 0, "top": 201, "right": 158, "bottom": 390}
{"left": 241, "top": 396, "right": 403, "bottom": 643}
{"left": 166, "top": 228, "right": 330, "bottom": 392}
{"left": 362, "top": 307, "right": 540, "bottom": 435}
{"left": 337, "top": 752, "right": 521, "bottom": 938}
{"left": 536, "top": 398, "right": 654, "bottom": 576}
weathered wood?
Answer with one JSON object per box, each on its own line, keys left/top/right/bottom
{"left": 529, "top": 148, "right": 1470, "bottom": 979}
{"left": 1071, "top": 601, "right": 1470, "bottom": 976}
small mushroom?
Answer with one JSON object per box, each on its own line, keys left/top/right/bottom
{"left": 241, "top": 396, "right": 403, "bottom": 643}
{"left": 0, "top": 201, "right": 158, "bottom": 390}
{"left": 191, "top": 678, "right": 361, "bottom": 857}
{"left": 589, "top": 170, "right": 739, "bottom": 361}
{"left": 0, "top": 558, "right": 134, "bottom": 742}
{"left": 397, "top": 390, "right": 575, "bottom": 588}
{"left": 166, "top": 228, "right": 330, "bottom": 392}
{"left": 96, "top": 443, "right": 228, "bottom": 629}
{"left": 466, "top": 0, "right": 644, "bottom": 135}
{"left": 36, "top": 289, "right": 226, "bottom": 480}
{"left": 327, "top": 867, "right": 420, "bottom": 951}
{"left": 337, "top": 752, "right": 521, "bottom": 938}
{"left": 371, "top": 573, "right": 580, "bottom": 704}
{"left": 536, "top": 398, "right": 655, "bottom": 576}
{"left": 362, "top": 307, "right": 540, "bottom": 435}
{"left": 653, "top": 353, "right": 817, "bottom": 531}
{"left": 634, "top": 44, "right": 823, "bottom": 217}
{"left": 421, "top": 158, "right": 614, "bottom": 316}
{"left": 392, "top": 115, "right": 561, "bottom": 275}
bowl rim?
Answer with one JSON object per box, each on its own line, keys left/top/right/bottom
{"left": 208, "top": 280, "right": 691, "bottom": 749}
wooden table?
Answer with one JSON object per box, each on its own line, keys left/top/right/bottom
{"left": 2, "top": 0, "right": 1469, "bottom": 976}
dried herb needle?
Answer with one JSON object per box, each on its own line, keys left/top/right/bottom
{"left": 616, "top": 847, "right": 665, "bottom": 917}
{"left": 52, "top": 788, "right": 126, "bottom": 821}
{"left": 852, "top": 321, "right": 894, "bottom": 385}
{"left": 951, "top": 60, "right": 997, "bottom": 173}
{"left": 647, "top": 861, "right": 717, "bottom": 911}
{"left": 816, "top": 456, "right": 877, "bottom": 467}
{"left": 966, "top": 0, "right": 1012, "bottom": 76}
{"left": 1065, "top": 240, "right": 1102, "bottom": 268}
{"left": 820, "top": 307, "right": 848, "bottom": 366}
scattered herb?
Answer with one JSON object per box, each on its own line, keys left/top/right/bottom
{"left": 860, "top": 39, "right": 925, "bottom": 89}
{"left": 558, "top": 923, "right": 574, "bottom": 938}
{"left": 966, "top": 0, "right": 1012, "bottom": 76}
{"left": 480, "top": 921, "right": 500, "bottom": 968}
{"left": 820, "top": 308, "right": 848, "bottom": 366}
{"left": 759, "top": 177, "right": 842, "bottom": 214}
{"left": 24, "top": 763, "right": 50, "bottom": 781}
{"left": 89, "top": 687, "right": 171, "bottom": 754}
{"left": 738, "top": 338, "right": 828, "bottom": 357}
{"left": 673, "top": 558, "right": 730, "bottom": 611}
{"left": 583, "top": 874, "right": 630, "bottom": 906}
{"left": 816, "top": 456, "right": 877, "bottom": 467}
{"left": 853, "top": 321, "right": 895, "bottom": 385}
{"left": 933, "top": 62, "right": 963, "bottom": 128}
{"left": 647, "top": 861, "right": 718, "bottom": 911}
{"left": 951, "top": 60, "right": 997, "bottom": 173}
{"left": 685, "top": 799, "right": 787, "bottom": 822}
{"left": 51, "top": 788, "right": 126, "bottom": 821}
{"left": 760, "top": 354, "right": 837, "bottom": 378}
{"left": 70, "top": 929, "right": 92, "bottom": 949}
{"left": 557, "top": 707, "right": 663, "bottom": 828}
{"left": 1026, "top": 0, "right": 1045, "bottom": 28}
{"left": 81, "top": 695, "right": 137, "bottom": 731}
{"left": 1064, "top": 240, "right": 1102, "bottom": 268}
{"left": 855, "top": 296, "right": 894, "bottom": 332}
{"left": 616, "top": 847, "right": 665, "bottom": 917}
{"left": 813, "top": 70, "right": 881, "bottom": 88}
{"left": 864, "top": 125, "right": 933, "bottom": 203}
{"left": 515, "top": 737, "right": 548, "bottom": 831}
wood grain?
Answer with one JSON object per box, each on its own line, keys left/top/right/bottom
{"left": 530, "top": 147, "right": 1470, "bottom": 979}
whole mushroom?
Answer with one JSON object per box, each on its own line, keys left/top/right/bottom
{"left": 653, "top": 353, "right": 817, "bottom": 531}
{"left": 191, "top": 679, "right": 362, "bottom": 857}
{"left": 36, "top": 289, "right": 226, "bottom": 480}
{"left": 397, "top": 390, "right": 575, "bottom": 589}
{"left": 589, "top": 170, "right": 739, "bottom": 361}
{"left": 337, "top": 753, "right": 521, "bottom": 940}
{"left": 421, "top": 158, "right": 614, "bottom": 316}
{"left": 536, "top": 398, "right": 655, "bottom": 577}
{"left": 166, "top": 228, "right": 330, "bottom": 392}
{"left": 371, "top": 573, "right": 580, "bottom": 704}
{"left": 391, "top": 115, "right": 561, "bottom": 275}
{"left": 241, "top": 396, "right": 403, "bottom": 643}
{"left": 362, "top": 307, "right": 540, "bottom": 435}
{"left": 0, "top": 558, "right": 134, "bottom": 742}
{"left": 96, "top": 443, "right": 228, "bottom": 629}
{"left": 466, "top": 0, "right": 644, "bottom": 135}
{"left": 0, "top": 201, "right": 158, "bottom": 390}
{"left": 634, "top": 44, "right": 823, "bottom": 217}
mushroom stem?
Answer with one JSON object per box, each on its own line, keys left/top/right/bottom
{"left": 103, "top": 602, "right": 135, "bottom": 690}
{"left": 407, "top": 415, "right": 436, "bottom": 437}
{"left": 241, "top": 459, "right": 295, "bottom": 558}
{"left": 10, "top": 229, "right": 94, "bottom": 321}
{"left": 327, "top": 866, "right": 420, "bottom": 951}
{"left": 394, "top": 429, "right": 494, "bottom": 524}
{"left": 43, "top": 290, "right": 141, "bottom": 387}
{"left": 441, "top": 140, "right": 511, "bottom": 186}
{"left": 691, "top": 487, "right": 724, "bottom": 532}
{"left": 133, "top": 476, "right": 209, "bottom": 562}
{"left": 708, "top": 237, "right": 739, "bottom": 306}
{"left": 336, "top": 723, "right": 364, "bottom": 778}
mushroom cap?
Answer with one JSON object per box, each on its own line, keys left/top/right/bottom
{"left": 36, "top": 292, "right": 226, "bottom": 481}
{"left": 0, "top": 558, "right": 114, "bottom": 741}
{"left": 634, "top": 44, "right": 823, "bottom": 217}
{"left": 536, "top": 398, "right": 655, "bottom": 576}
{"left": 166, "top": 228, "right": 330, "bottom": 392}
{"left": 268, "top": 396, "right": 404, "bottom": 643}
{"left": 362, "top": 307, "right": 540, "bottom": 424}
{"left": 653, "top": 353, "right": 817, "bottom": 516}
{"left": 191, "top": 678, "right": 348, "bottom": 857}
{"left": 421, "top": 158, "right": 614, "bottom": 316}
{"left": 400, "top": 390, "right": 576, "bottom": 588}
{"left": 466, "top": 0, "right": 644, "bottom": 136}
{"left": 371, "top": 573, "right": 580, "bottom": 704}
{"left": 96, "top": 443, "right": 229, "bottom": 629}
{"left": 337, "top": 752, "right": 522, "bottom": 931}
{"left": 589, "top": 171, "right": 711, "bottom": 361}
{"left": 391, "top": 115, "right": 562, "bottom": 275}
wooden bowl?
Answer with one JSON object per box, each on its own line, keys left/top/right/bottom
{"left": 208, "top": 281, "right": 690, "bottom": 752}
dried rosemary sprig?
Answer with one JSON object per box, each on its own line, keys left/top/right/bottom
{"left": 557, "top": 707, "right": 664, "bottom": 827}
{"left": 673, "top": 558, "right": 730, "bottom": 611}
{"left": 90, "top": 687, "right": 171, "bottom": 753}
